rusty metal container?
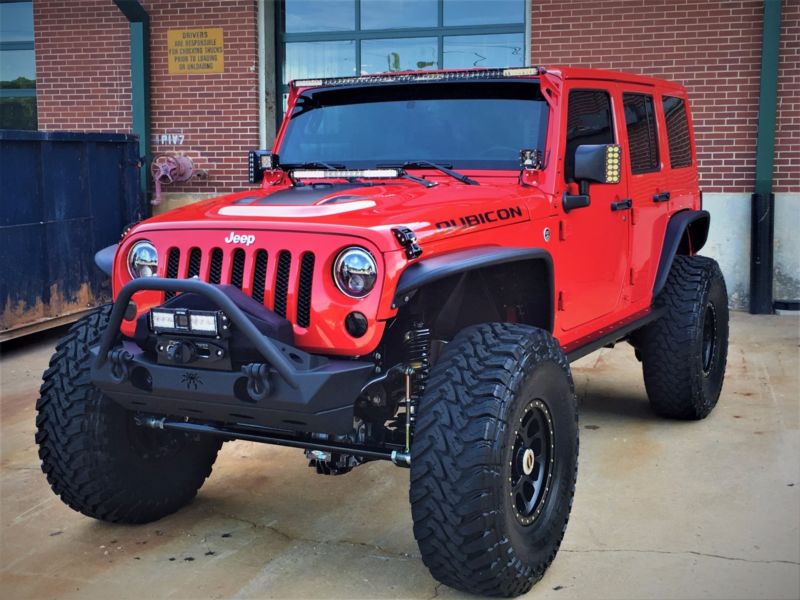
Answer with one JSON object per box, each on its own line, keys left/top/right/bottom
{"left": 0, "top": 130, "right": 146, "bottom": 341}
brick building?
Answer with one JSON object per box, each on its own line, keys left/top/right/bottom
{"left": 1, "top": 0, "right": 797, "bottom": 307}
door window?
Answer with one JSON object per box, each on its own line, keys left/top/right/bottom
{"left": 564, "top": 90, "right": 614, "bottom": 182}
{"left": 623, "top": 93, "right": 660, "bottom": 174}
{"left": 662, "top": 95, "right": 692, "bottom": 168}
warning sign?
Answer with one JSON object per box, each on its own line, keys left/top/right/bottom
{"left": 168, "top": 28, "right": 224, "bottom": 74}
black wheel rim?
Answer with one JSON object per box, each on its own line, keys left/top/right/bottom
{"left": 701, "top": 303, "right": 717, "bottom": 375}
{"left": 509, "top": 399, "right": 555, "bottom": 526}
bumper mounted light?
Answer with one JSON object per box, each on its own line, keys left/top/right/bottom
{"left": 149, "top": 308, "right": 228, "bottom": 337}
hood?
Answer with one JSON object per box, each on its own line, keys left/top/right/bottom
{"left": 136, "top": 178, "right": 550, "bottom": 252}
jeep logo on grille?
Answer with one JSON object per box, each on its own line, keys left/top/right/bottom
{"left": 225, "top": 232, "right": 256, "bottom": 246}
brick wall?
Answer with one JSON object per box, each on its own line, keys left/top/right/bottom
{"left": 531, "top": 0, "right": 794, "bottom": 194}
{"left": 775, "top": 0, "right": 799, "bottom": 194}
{"left": 34, "top": 1, "right": 132, "bottom": 132}
{"left": 35, "top": 0, "right": 259, "bottom": 196}
{"left": 34, "top": 0, "right": 797, "bottom": 198}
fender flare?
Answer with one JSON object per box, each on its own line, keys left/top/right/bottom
{"left": 653, "top": 209, "right": 710, "bottom": 298}
{"left": 393, "top": 246, "right": 554, "bottom": 330}
{"left": 95, "top": 244, "right": 118, "bottom": 276}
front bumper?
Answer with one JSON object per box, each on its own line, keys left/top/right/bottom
{"left": 90, "top": 278, "right": 375, "bottom": 434}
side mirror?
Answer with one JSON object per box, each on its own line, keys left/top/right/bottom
{"left": 574, "top": 144, "right": 621, "bottom": 186}
{"left": 248, "top": 150, "right": 278, "bottom": 184}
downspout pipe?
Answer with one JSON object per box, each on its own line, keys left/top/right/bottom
{"left": 258, "top": 0, "right": 267, "bottom": 149}
{"left": 114, "top": 0, "right": 151, "bottom": 200}
{"left": 750, "top": 0, "right": 782, "bottom": 314}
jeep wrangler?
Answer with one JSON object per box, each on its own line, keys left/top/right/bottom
{"left": 37, "top": 66, "right": 728, "bottom": 596}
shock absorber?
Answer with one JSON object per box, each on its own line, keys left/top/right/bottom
{"left": 403, "top": 322, "right": 431, "bottom": 450}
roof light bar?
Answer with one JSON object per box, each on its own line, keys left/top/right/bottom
{"left": 293, "top": 67, "right": 544, "bottom": 89}
{"left": 291, "top": 168, "right": 402, "bottom": 180}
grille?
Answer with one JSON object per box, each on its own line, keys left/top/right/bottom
{"left": 297, "top": 252, "right": 315, "bottom": 328}
{"left": 163, "top": 246, "right": 315, "bottom": 327}
{"left": 252, "top": 250, "right": 268, "bottom": 304}
{"left": 209, "top": 248, "right": 223, "bottom": 284}
{"left": 274, "top": 251, "right": 292, "bottom": 318}
{"left": 165, "top": 248, "right": 180, "bottom": 299}
{"left": 187, "top": 248, "right": 201, "bottom": 278}
{"left": 231, "top": 249, "right": 245, "bottom": 289}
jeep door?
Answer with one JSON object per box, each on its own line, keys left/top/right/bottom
{"left": 617, "top": 86, "right": 670, "bottom": 308}
{"left": 556, "top": 84, "right": 630, "bottom": 332}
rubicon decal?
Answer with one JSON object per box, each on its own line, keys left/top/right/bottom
{"left": 435, "top": 206, "right": 524, "bottom": 232}
{"left": 224, "top": 232, "right": 256, "bottom": 246}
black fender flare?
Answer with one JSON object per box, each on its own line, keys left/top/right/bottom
{"left": 653, "top": 209, "right": 710, "bottom": 298}
{"left": 95, "top": 244, "right": 118, "bottom": 276}
{"left": 393, "top": 246, "right": 554, "bottom": 330}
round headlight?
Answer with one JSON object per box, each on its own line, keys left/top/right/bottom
{"left": 333, "top": 247, "right": 377, "bottom": 298}
{"left": 127, "top": 241, "right": 158, "bottom": 278}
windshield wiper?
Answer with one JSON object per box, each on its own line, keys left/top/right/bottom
{"left": 382, "top": 161, "right": 479, "bottom": 186}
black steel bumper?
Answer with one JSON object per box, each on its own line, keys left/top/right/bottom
{"left": 90, "top": 278, "right": 375, "bottom": 435}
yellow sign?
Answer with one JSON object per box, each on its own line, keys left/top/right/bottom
{"left": 168, "top": 28, "right": 224, "bottom": 74}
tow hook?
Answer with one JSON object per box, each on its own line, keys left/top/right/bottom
{"left": 242, "top": 363, "right": 271, "bottom": 401}
{"left": 108, "top": 348, "right": 133, "bottom": 383}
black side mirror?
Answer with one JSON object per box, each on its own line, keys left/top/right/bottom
{"left": 574, "top": 144, "right": 621, "bottom": 186}
{"left": 248, "top": 150, "right": 278, "bottom": 184}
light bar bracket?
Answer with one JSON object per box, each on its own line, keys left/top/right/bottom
{"left": 293, "top": 67, "right": 544, "bottom": 89}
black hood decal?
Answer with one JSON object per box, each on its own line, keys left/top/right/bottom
{"left": 236, "top": 183, "right": 373, "bottom": 206}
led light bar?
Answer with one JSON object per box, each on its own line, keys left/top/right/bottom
{"left": 293, "top": 67, "right": 544, "bottom": 89}
{"left": 290, "top": 168, "right": 402, "bottom": 180}
{"left": 149, "top": 308, "right": 225, "bottom": 336}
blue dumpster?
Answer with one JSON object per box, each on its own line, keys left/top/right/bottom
{"left": 0, "top": 130, "right": 147, "bottom": 341}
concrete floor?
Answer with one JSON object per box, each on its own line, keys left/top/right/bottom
{"left": 1, "top": 312, "right": 798, "bottom": 600}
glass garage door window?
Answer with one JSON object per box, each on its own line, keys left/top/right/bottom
{"left": 0, "top": 1, "right": 37, "bottom": 130}
{"left": 279, "top": 0, "right": 526, "bottom": 112}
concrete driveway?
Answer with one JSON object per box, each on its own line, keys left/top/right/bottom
{"left": 1, "top": 312, "right": 798, "bottom": 599}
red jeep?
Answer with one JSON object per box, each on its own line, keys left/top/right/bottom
{"left": 37, "top": 66, "right": 728, "bottom": 596}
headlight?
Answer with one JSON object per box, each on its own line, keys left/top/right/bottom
{"left": 127, "top": 241, "right": 158, "bottom": 278}
{"left": 333, "top": 247, "right": 377, "bottom": 298}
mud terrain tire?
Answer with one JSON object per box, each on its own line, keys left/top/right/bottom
{"left": 36, "top": 305, "right": 222, "bottom": 524}
{"left": 635, "top": 255, "right": 729, "bottom": 419}
{"left": 410, "top": 323, "right": 578, "bottom": 597}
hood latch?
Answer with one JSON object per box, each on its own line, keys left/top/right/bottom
{"left": 392, "top": 227, "right": 423, "bottom": 260}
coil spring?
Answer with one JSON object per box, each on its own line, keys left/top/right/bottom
{"left": 404, "top": 322, "right": 431, "bottom": 399}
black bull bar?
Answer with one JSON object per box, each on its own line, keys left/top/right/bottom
{"left": 90, "top": 278, "right": 376, "bottom": 435}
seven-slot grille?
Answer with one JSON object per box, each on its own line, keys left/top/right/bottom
{"left": 162, "top": 246, "right": 316, "bottom": 327}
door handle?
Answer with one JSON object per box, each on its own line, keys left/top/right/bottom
{"left": 611, "top": 198, "right": 633, "bottom": 211}
{"left": 653, "top": 191, "right": 671, "bottom": 202}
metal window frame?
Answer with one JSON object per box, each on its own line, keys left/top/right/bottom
{"left": 0, "top": 0, "right": 37, "bottom": 126}
{"left": 274, "top": 0, "right": 527, "bottom": 123}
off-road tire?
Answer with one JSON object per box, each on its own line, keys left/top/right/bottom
{"left": 36, "top": 305, "right": 222, "bottom": 524}
{"left": 410, "top": 323, "right": 578, "bottom": 597}
{"left": 635, "top": 255, "right": 729, "bottom": 419}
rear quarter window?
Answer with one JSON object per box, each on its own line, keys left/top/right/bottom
{"left": 662, "top": 96, "right": 692, "bottom": 168}
{"left": 623, "top": 93, "right": 660, "bottom": 174}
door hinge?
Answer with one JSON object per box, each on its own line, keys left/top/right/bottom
{"left": 558, "top": 291, "right": 565, "bottom": 311}
{"left": 559, "top": 220, "right": 567, "bottom": 241}
{"left": 631, "top": 207, "right": 637, "bottom": 225}
{"left": 629, "top": 267, "right": 636, "bottom": 286}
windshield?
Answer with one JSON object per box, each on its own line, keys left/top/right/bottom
{"left": 278, "top": 80, "right": 548, "bottom": 170}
